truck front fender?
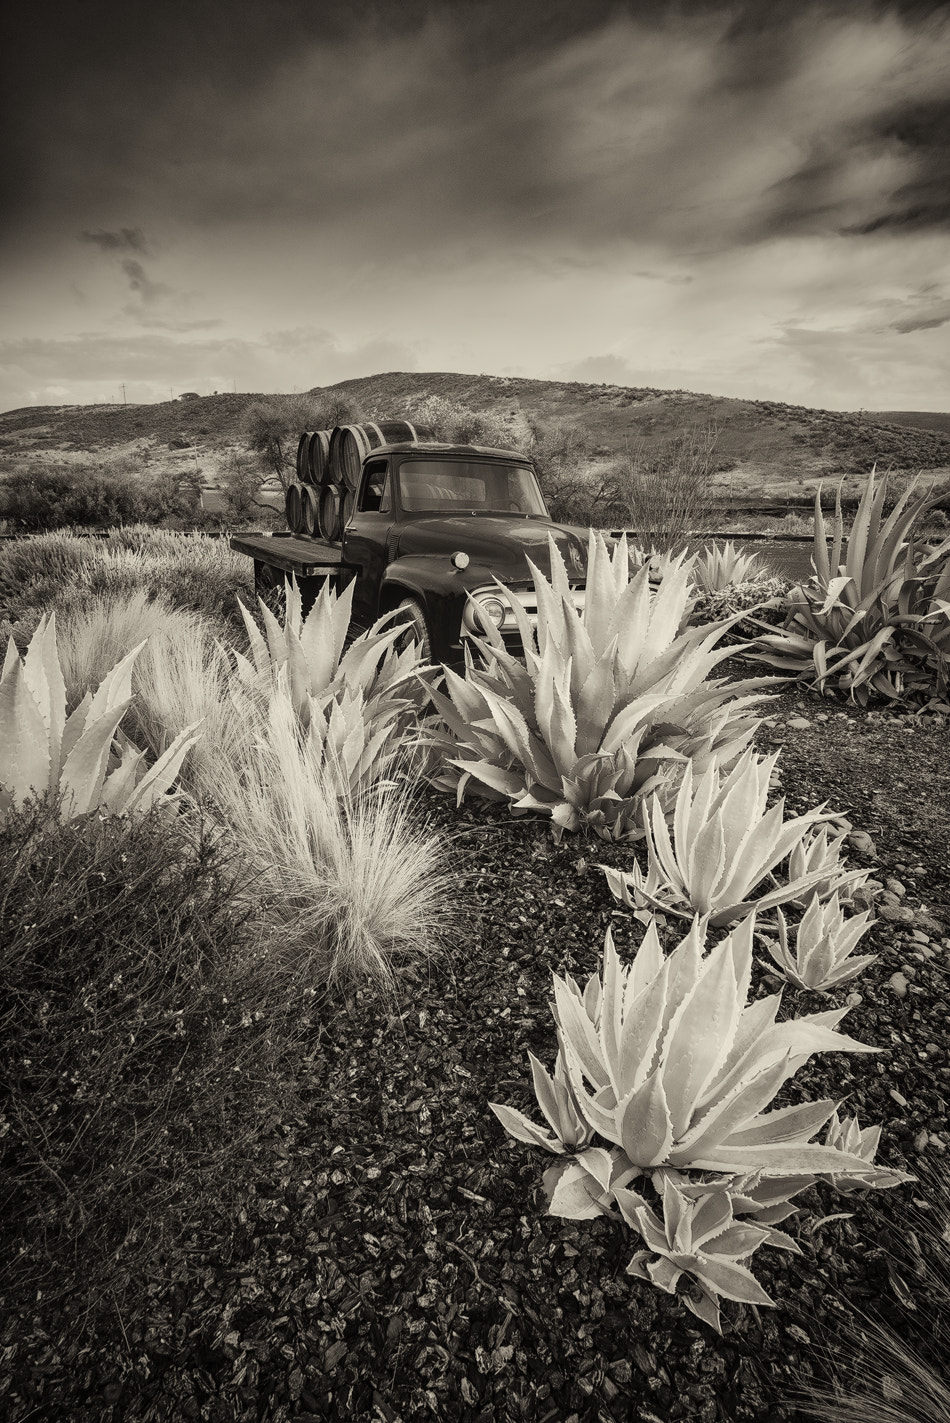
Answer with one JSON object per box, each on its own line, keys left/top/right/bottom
{"left": 379, "top": 557, "right": 480, "bottom": 660}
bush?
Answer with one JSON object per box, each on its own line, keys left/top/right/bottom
{"left": 611, "top": 425, "right": 723, "bottom": 551}
{"left": 0, "top": 529, "right": 106, "bottom": 621}
{"left": 0, "top": 797, "right": 283, "bottom": 1302}
{"left": 242, "top": 393, "right": 360, "bottom": 481}
{"left": 404, "top": 394, "right": 533, "bottom": 451}
{"left": 70, "top": 538, "right": 254, "bottom": 632}
{"left": 0, "top": 457, "right": 198, "bottom": 532}
{"left": 689, "top": 575, "right": 792, "bottom": 645}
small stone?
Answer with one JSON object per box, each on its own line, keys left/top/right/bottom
{"left": 787, "top": 717, "right": 812, "bottom": 729}
{"left": 848, "top": 831, "right": 877, "bottom": 857}
{"left": 878, "top": 905, "right": 916, "bottom": 924}
{"left": 925, "top": 1043, "right": 942, "bottom": 1055}
{"left": 889, "top": 972, "right": 910, "bottom": 998}
{"left": 913, "top": 1130, "right": 930, "bottom": 1153}
{"left": 889, "top": 1088, "right": 910, "bottom": 1107}
{"left": 885, "top": 878, "right": 907, "bottom": 898}
{"left": 845, "top": 992, "right": 863, "bottom": 1008}
{"left": 900, "top": 963, "right": 918, "bottom": 976}
{"left": 911, "top": 929, "right": 931, "bottom": 944}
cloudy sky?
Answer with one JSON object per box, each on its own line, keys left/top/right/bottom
{"left": 2, "top": 0, "right": 949, "bottom": 413}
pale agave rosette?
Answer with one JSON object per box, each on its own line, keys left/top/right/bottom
{"left": 233, "top": 575, "right": 434, "bottom": 729}
{"left": 691, "top": 541, "right": 772, "bottom": 595}
{"left": 489, "top": 1032, "right": 594, "bottom": 1156}
{"left": 493, "top": 916, "right": 898, "bottom": 1177}
{"left": 786, "top": 823, "right": 870, "bottom": 908}
{"left": 0, "top": 614, "right": 200, "bottom": 823}
{"left": 757, "top": 893, "right": 878, "bottom": 992}
{"left": 823, "top": 1109, "right": 910, "bottom": 1194}
{"left": 602, "top": 747, "right": 867, "bottom": 928}
{"left": 422, "top": 531, "right": 779, "bottom": 839}
{"left": 614, "top": 1172, "right": 802, "bottom": 1333}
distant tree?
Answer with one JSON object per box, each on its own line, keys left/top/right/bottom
{"left": 241, "top": 393, "right": 360, "bottom": 487}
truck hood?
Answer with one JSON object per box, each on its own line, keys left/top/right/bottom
{"left": 393, "top": 517, "right": 589, "bottom": 583}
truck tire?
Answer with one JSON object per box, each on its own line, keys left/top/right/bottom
{"left": 393, "top": 597, "right": 433, "bottom": 661}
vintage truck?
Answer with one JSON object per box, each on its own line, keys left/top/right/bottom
{"left": 230, "top": 431, "right": 592, "bottom": 666}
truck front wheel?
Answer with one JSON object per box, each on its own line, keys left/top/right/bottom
{"left": 393, "top": 597, "right": 433, "bottom": 661}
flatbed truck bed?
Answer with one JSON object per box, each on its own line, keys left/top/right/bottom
{"left": 230, "top": 531, "right": 347, "bottom": 577}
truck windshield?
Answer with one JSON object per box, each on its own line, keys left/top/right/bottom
{"left": 398, "top": 461, "right": 548, "bottom": 516}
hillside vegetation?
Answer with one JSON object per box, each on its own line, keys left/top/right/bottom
{"left": 1, "top": 375, "right": 948, "bottom": 515}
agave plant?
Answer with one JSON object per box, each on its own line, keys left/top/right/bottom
{"left": 617, "top": 1170, "right": 801, "bottom": 1332}
{"left": 421, "top": 532, "right": 780, "bottom": 839}
{"left": 757, "top": 893, "right": 878, "bottom": 992}
{"left": 233, "top": 575, "right": 434, "bottom": 727}
{"left": 601, "top": 747, "right": 866, "bottom": 928}
{"left": 786, "top": 823, "right": 870, "bottom": 908}
{"left": 490, "top": 915, "right": 912, "bottom": 1331}
{"left": 740, "top": 471, "right": 950, "bottom": 708}
{"left": 490, "top": 915, "right": 903, "bottom": 1177}
{"left": 692, "top": 541, "right": 771, "bottom": 595}
{"left": 822, "top": 1109, "right": 906, "bottom": 1194}
{"left": 0, "top": 614, "right": 200, "bottom": 823}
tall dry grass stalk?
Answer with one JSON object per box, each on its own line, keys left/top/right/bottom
{"left": 199, "top": 686, "right": 456, "bottom": 990}
{"left": 784, "top": 1157, "right": 950, "bottom": 1423}
{"left": 616, "top": 425, "right": 721, "bottom": 552}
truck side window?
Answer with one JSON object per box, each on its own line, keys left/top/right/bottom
{"left": 360, "top": 460, "right": 390, "bottom": 514}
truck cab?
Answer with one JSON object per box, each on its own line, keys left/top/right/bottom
{"left": 232, "top": 441, "right": 592, "bottom": 667}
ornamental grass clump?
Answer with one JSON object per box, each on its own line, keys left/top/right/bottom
{"left": 421, "top": 531, "right": 780, "bottom": 840}
{"left": 490, "top": 915, "right": 912, "bottom": 1332}
{"left": 0, "top": 613, "right": 200, "bottom": 824}
{"left": 782, "top": 1155, "right": 950, "bottom": 1423}
{"left": 201, "top": 685, "right": 454, "bottom": 989}
{"left": 740, "top": 470, "right": 950, "bottom": 709}
{"left": 601, "top": 747, "right": 866, "bottom": 928}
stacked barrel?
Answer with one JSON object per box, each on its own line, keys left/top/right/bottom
{"left": 284, "top": 421, "right": 435, "bottom": 541}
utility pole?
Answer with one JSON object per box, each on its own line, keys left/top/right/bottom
{"left": 121, "top": 383, "right": 127, "bottom": 406}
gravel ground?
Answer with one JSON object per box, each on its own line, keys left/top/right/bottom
{"left": 2, "top": 678, "right": 948, "bottom": 1423}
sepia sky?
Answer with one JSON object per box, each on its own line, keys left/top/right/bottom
{"left": 1, "top": 0, "right": 949, "bottom": 413}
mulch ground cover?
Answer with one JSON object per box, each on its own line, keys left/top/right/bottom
{"left": 2, "top": 676, "right": 948, "bottom": 1423}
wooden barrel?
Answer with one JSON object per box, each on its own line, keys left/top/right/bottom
{"left": 285, "top": 482, "right": 303, "bottom": 534}
{"left": 319, "top": 485, "right": 343, "bottom": 542}
{"left": 341, "top": 488, "right": 355, "bottom": 530}
{"left": 295, "top": 433, "right": 311, "bottom": 484}
{"left": 329, "top": 421, "right": 435, "bottom": 490}
{"left": 300, "top": 484, "right": 319, "bottom": 537}
{"left": 307, "top": 430, "right": 332, "bottom": 485}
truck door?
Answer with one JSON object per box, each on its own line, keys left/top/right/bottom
{"left": 343, "top": 457, "right": 393, "bottom": 631}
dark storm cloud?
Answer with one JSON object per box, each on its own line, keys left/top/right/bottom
{"left": 120, "top": 259, "right": 172, "bottom": 305}
{"left": 2, "top": 0, "right": 947, "bottom": 260}
{"left": 891, "top": 312, "right": 950, "bottom": 333}
{"left": 78, "top": 228, "right": 150, "bottom": 254}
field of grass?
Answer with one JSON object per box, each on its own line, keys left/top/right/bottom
{"left": 1, "top": 526, "right": 949, "bottom": 1422}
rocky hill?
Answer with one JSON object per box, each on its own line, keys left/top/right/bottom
{"left": 1, "top": 376, "right": 948, "bottom": 506}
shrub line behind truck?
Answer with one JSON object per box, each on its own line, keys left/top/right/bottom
{"left": 230, "top": 425, "right": 592, "bottom": 667}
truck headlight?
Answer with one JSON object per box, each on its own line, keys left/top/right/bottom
{"left": 477, "top": 596, "right": 507, "bottom": 628}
